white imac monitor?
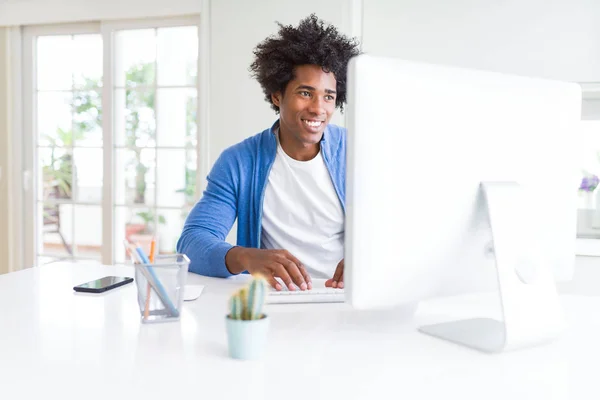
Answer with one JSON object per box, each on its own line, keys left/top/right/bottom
{"left": 344, "top": 54, "right": 581, "bottom": 353}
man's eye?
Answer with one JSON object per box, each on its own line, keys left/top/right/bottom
{"left": 325, "top": 95, "right": 335, "bottom": 101}
{"left": 300, "top": 91, "right": 311, "bottom": 97}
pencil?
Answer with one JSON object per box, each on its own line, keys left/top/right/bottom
{"left": 144, "top": 237, "right": 156, "bottom": 320}
{"left": 149, "top": 237, "right": 156, "bottom": 263}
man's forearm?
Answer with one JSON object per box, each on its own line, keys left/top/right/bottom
{"left": 225, "top": 246, "right": 248, "bottom": 275}
{"left": 177, "top": 229, "right": 236, "bottom": 277}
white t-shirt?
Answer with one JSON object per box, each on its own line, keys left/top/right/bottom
{"left": 260, "top": 132, "right": 345, "bottom": 279}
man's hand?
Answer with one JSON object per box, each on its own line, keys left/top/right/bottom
{"left": 225, "top": 247, "right": 312, "bottom": 291}
{"left": 325, "top": 259, "right": 344, "bottom": 289}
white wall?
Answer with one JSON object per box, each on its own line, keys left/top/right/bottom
{"left": 0, "top": 0, "right": 201, "bottom": 26}
{"left": 362, "top": 0, "right": 600, "bottom": 83}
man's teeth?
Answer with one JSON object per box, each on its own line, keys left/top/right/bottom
{"left": 303, "top": 120, "right": 322, "bottom": 127}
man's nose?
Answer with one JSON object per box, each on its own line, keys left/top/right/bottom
{"left": 308, "top": 96, "right": 326, "bottom": 115}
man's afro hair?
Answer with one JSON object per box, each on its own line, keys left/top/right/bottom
{"left": 249, "top": 14, "right": 361, "bottom": 113}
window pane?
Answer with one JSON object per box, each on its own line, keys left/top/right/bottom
{"left": 37, "top": 92, "right": 72, "bottom": 147}
{"left": 577, "top": 120, "right": 600, "bottom": 238}
{"left": 578, "top": 121, "right": 600, "bottom": 185}
{"left": 72, "top": 34, "right": 103, "bottom": 90}
{"left": 74, "top": 148, "right": 103, "bottom": 203}
{"left": 114, "top": 29, "right": 156, "bottom": 88}
{"left": 156, "top": 88, "right": 197, "bottom": 147}
{"left": 73, "top": 205, "right": 102, "bottom": 260}
{"left": 115, "top": 206, "right": 155, "bottom": 262}
{"left": 73, "top": 90, "right": 102, "bottom": 146}
{"left": 157, "top": 26, "right": 198, "bottom": 86}
{"left": 156, "top": 209, "right": 187, "bottom": 255}
{"left": 115, "top": 148, "right": 156, "bottom": 206}
{"left": 156, "top": 148, "right": 196, "bottom": 208}
{"left": 114, "top": 88, "right": 156, "bottom": 147}
{"left": 39, "top": 202, "right": 73, "bottom": 258}
{"left": 37, "top": 35, "right": 73, "bottom": 91}
{"left": 39, "top": 147, "right": 73, "bottom": 201}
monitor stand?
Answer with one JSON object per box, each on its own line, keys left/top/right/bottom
{"left": 418, "top": 181, "right": 565, "bottom": 353}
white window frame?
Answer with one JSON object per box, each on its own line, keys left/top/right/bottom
{"left": 22, "top": 15, "right": 203, "bottom": 267}
{"left": 10, "top": 26, "right": 24, "bottom": 272}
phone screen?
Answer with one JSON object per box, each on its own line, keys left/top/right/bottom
{"left": 74, "top": 276, "right": 133, "bottom": 292}
{"left": 79, "top": 276, "right": 129, "bottom": 289}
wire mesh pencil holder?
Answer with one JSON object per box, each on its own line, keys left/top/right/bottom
{"left": 134, "top": 253, "right": 190, "bottom": 323}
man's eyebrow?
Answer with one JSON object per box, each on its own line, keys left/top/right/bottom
{"left": 296, "top": 84, "right": 337, "bottom": 95}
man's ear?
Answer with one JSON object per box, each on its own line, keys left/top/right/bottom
{"left": 271, "top": 92, "right": 282, "bottom": 108}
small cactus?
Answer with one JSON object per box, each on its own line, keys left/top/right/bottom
{"left": 229, "top": 293, "right": 243, "bottom": 320}
{"left": 238, "top": 287, "right": 249, "bottom": 320}
{"left": 229, "top": 276, "right": 268, "bottom": 320}
{"left": 247, "top": 277, "right": 267, "bottom": 320}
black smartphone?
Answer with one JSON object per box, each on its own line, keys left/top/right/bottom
{"left": 73, "top": 276, "right": 134, "bottom": 293}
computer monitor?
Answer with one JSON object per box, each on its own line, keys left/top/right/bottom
{"left": 344, "top": 54, "right": 582, "bottom": 353}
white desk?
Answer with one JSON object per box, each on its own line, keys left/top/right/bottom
{"left": 1, "top": 261, "right": 599, "bottom": 400}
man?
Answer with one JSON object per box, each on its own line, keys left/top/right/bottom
{"left": 176, "top": 14, "right": 360, "bottom": 291}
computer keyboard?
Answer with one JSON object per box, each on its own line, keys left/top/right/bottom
{"left": 266, "top": 279, "right": 345, "bottom": 304}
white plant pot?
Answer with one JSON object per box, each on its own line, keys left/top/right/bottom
{"left": 225, "top": 315, "right": 270, "bottom": 360}
{"left": 580, "top": 191, "right": 595, "bottom": 209}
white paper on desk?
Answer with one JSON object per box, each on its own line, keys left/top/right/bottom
{"left": 184, "top": 285, "right": 204, "bottom": 301}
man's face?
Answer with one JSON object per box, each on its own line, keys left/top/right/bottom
{"left": 271, "top": 64, "right": 337, "bottom": 148}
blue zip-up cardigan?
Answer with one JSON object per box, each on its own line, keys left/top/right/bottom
{"left": 176, "top": 120, "right": 347, "bottom": 277}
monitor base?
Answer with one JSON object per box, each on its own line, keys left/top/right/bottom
{"left": 418, "top": 182, "right": 564, "bottom": 353}
{"left": 419, "top": 318, "right": 505, "bottom": 353}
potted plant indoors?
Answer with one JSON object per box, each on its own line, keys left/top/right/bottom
{"left": 225, "top": 276, "right": 270, "bottom": 360}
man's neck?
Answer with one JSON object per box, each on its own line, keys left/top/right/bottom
{"left": 277, "top": 127, "right": 320, "bottom": 161}
{"left": 278, "top": 133, "right": 320, "bottom": 161}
